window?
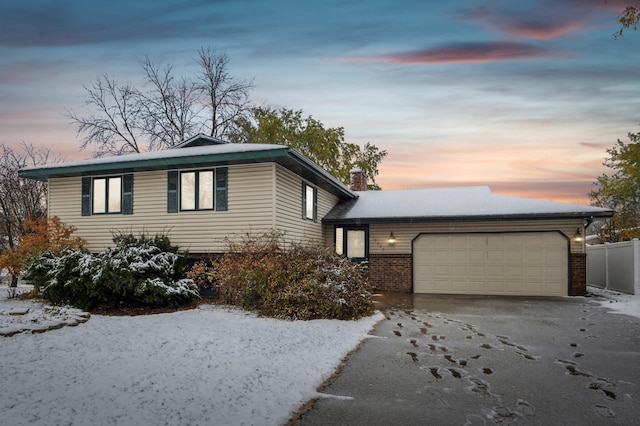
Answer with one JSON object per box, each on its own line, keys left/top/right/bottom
{"left": 335, "top": 226, "right": 368, "bottom": 261}
{"left": 167, "top": 168, "right": 228, "bottom": 213}
{"left": 335, "top": 227, "right": 344, "bottom": 256}
{"left": 347, "top": 230, "right": 366, "bottom": 258}
{"left": 181, "top": 170, "right": 215, "bottom": 211}
{"left": 81, "top": 175, "right": 133, "bottom": 216}
{"left": 302, "top": 183, "right": 317, "bottom": 221}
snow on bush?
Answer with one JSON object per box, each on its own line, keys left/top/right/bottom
{"left": 187, "top": 232, "right": 373, "bottom": 320}
{"left": 23, "top": 232, "right": 198, "bottom": 310}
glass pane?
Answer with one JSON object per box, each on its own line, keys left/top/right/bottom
{"left": 347, "top": 230, "right": 365, "bottom": 258}
{"left": 108, "top": 177, "right": 121, "bottom": 213}
{"left": 199, "top": 171, "right": 214, "bottom": 209}
{"left": 93, "top": 178, "right": 106, "bottom": 214}
{"left": 181, "top": 172, "right": 195, "bottom": 210}
{"left": 335, "top": 227, "right": 344, "bottom": 255}
{"left": 305, "top": 185, "right": 314, "bottom": 219}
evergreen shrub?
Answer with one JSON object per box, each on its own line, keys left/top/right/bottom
{"left": 24, "top": 232, "right": 198, "bottom": 310}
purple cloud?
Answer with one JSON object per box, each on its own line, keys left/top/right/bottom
{"left": 346, "top": 42, "right": 567, "bottom": 65}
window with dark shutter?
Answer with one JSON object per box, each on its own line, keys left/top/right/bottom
{"left": 83, "top": 175, "right": 129, "bottom": 215}
{"left": 170, "top": 168, "right": 228, "bottom": 213}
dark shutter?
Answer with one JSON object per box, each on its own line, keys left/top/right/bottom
{"left": 313, "top": 187, "right": 318, "bottom": 222}
{"left": 122, "top": 174, "right": 133, "bottom": 214}
{"left": 216, "top": 167, "right": 228, "bottom": 211}
{"left": 81, "top": 177, "right": 91, "bottom": 216}
{"left": 167, "top": 171, "right": 178, "bottom": 213}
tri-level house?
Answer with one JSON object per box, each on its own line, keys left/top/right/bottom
{"left": 20, "top": 135, "right": 614, "bottom": 297}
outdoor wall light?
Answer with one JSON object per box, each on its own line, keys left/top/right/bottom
{"left": 573, "top": 227, "right": 584, "bottom": 242}
{"left": 387, "top": 232, "right": 396, "bottom": 245}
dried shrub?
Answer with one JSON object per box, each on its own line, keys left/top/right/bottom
{"left": 187, "top": 232, "right": 373, "bottom": 320}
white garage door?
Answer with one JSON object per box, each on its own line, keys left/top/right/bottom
{"left": 413, "top": 232, "right": 568, "bottom": 296}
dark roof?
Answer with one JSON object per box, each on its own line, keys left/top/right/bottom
{"left": 19, "top": 137, "right": 356, "bottom": 199}
{"left": 171, "top": 134, "right": 229, "bottom": 148}
{"left": 323, "top": 186, "right": 614, "bottom": 224}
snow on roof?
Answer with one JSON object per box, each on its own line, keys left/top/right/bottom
{"left": 21, "top": 143, "right": 288, "bottom": 172}
{"left": 324, "top": 186, "right": 613, "bottom": 222}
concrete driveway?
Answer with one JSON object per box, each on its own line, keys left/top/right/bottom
{"left": 296, "top": 293, "right": 640, "bottom": 425}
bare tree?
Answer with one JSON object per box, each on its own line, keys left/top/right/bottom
{"left": 0, "top": 142, "right": 51, "bottom": 286}
{"left": 66, "top": 76, "right": 143, "bottom": 157}
{"left": 137, "top": 58, "right": 202, "bottom": 150}
{"left": 195, "top": 47, "right": 254, "bottom": 139}
{"left": 66, "top": 48, "right": 254, "bottom": 157}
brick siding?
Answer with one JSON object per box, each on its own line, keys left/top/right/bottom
{"left": 570, "top": 252, "right": 587, "bottom": 296}
{"left": 349, "top": 169, "right": 368, "bottom": 191}
{"left": 368, "top": 253, "right": 412, "bottom": 292}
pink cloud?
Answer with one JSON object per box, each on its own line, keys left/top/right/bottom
{"left": 346, "top": 42, "right": 567, "bottom": 65}
{"left": 457, "top": 0, "right": 629, "bottom": 40}
{"left": 493, "top": 20, "right": 585, "bottom": 40}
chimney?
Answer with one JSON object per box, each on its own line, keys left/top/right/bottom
{"left": 349, "top": 168, "right": 367, "bottom": 191}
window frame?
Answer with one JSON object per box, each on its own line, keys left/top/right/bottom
{"left": 167, "top": 168, "right": 228, "bottom": 213}
{"left": 180, "top": 170, "right": 215, "bottom": 212}
{"left": 335, "top": 225, "right": 369, "bottom": 262}
{"left": 302, "top": 182, "right": 318, "bottom": 222}
{"left": 82, "top": 174, "right": 133, "bottom": 216}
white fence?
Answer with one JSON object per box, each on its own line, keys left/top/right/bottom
{"left": 586, "top": 239, "right": 640, "bottom": 294}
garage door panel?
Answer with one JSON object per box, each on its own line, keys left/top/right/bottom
{"left": 467, "top": 251, "right": 486, "bottom": 262}
{"left": 413, "top": 232, "right": 568, "bottom": 296}
{"left": 467, "top": 235, "right": 486, "bottom": 247}
{"left": 487, "top": 250, "right": 504, "bottom": 261}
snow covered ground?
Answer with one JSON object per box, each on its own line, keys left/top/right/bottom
{"left": 589, "top": 285, "right": 640, "bottom": 320}
{"left": 0, "top": 285, "right": 383, "bottom": 426}
{"left": 2, "top": 283, "right": 637, "bottom": 426}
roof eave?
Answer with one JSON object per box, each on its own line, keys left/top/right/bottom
{"left": 19, "top": 148, "right": 292, "bottom": 180}
{"left": 18, "top": 145, "right": 357, "bottom": 199}
{"left": 322, "top": 211, "right": 615, "bottom": 225}
{"left": 285, "top": 149, "right": 356, "bottom": 199}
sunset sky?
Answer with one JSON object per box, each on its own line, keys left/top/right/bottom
{"left": 1, "top": 0, "right": 638, "bottom": 204}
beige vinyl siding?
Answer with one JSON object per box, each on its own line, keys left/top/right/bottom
{"left": 368, "top": 219, "right": 586, "bottom": 255}
{"left": 274, "top": 164, "right": 338, "bottom": 244}
{"left": 49, "top": 163, "right": 276, "bottom": 253}
{"left": 323, "top": 225, "right": 335, "bottom": 248}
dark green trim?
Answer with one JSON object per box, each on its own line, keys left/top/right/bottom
{"left": 322, "top": 211, "right": 614, "bottom": 225}
{"left": 19, "top": 148, "right": 291, "bottom": 179}
{"left": 215, "top": 167, "right": 228, "bottom": 211}
{"left": 122, "top": 174, "right": 133, "bottom": 215}
{"left": 167, "top": 171, "right": 179, "bottom": 213}
{"left": 81, "top": 177, "right": 91, "bottom": 216}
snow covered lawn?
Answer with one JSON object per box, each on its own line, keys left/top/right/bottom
{"left": 0, "top": 286, "right": 383, "bottom": 426}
